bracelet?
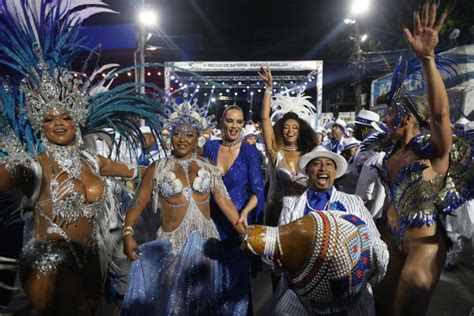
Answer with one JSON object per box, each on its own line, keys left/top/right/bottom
{"left": 264, "top": 88, "right": 273, "bottom": 95}
{"left": 123, "top": 226, "right": 134, "bottom": 237}
{"left": 130, "top": 166, "right": 138, "bottom": 179}
{"left": 263, "top": 226, "right": 278, "bottom": 258}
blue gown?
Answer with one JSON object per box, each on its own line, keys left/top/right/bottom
{"left": 203, "top": 140, "right": 265, "bottom": 314}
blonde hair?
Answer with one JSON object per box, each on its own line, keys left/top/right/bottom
{"left": 402, "top": 95, "right": 430, "bottom": 129}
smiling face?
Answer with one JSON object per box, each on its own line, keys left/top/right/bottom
{"left": 42, "top": 109, "right": 77, "bottom": 145}
{"left": 171, "top": 125, "right": 199, "bottom": 159}
{"left": 306, "top": 157, "right": 337, "bottom": 191}
{"left": 282, "top": 118, "right": 300, "bottom": 146}
{"left": 222, "top": 108, "right": 244, "bottom": 141}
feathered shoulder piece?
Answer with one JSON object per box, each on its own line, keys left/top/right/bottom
{"left": 270, "top": 87, "right": 316, "bottom": 123}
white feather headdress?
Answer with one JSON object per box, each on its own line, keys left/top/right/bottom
{"left": 270, "top": 87, "right": 316, "bottom": 123}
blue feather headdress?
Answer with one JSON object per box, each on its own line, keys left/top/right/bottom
{"left": 0, "top": 0, "right": 165, "bottom": 155}
{"left": 382, "top": 55, "right": 457, "bottom": 130}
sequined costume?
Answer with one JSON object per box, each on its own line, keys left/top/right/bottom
{"left": 265, "top": 151, "right": 308, "bottom": 226}
{"left": 0, "top": 0, "right": 165, "bottom": 309}
{"left": 203, "top": 140, "right": 265, "bottom": 314}
{"left": 364, "top": 133, "right": 474, "bottom": 249}
{"left": 123, "top": 156, "right": 233, "bottom": 315}
{"left": 18, "top": 150, "right": 113, "bottom": 282}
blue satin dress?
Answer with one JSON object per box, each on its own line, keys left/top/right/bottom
{"left": 203, "top": 140, "right": 265, "bottom": 314}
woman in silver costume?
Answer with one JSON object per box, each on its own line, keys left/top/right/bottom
{"left": 122, "top": 102, "right": 246, "bottom": 315}
{"left": 259, "top": 67, "right": 318, "bottom": 227}
{"left": 0, "top": 1, "right": 163, "bottom": 314}
{"left": 0, "top": 108, "right": 144, "bottom": 315}
{"left": 366, "top": 4, "right": 473, "bottom": 315}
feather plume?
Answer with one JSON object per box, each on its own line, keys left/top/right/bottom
{"left": 270, "top": 87, "right": 316, "bottom": 123}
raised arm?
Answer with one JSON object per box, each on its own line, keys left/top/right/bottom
{"left": 123, "top": 163, "right": 156, "bottom": 260}
{"left": 259, "top": 67, "right": 278, "bottom": 162}
{"left": 403, "top": 2, "right": 451, "bottom": 171}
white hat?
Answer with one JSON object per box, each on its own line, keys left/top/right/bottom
{"left": 328, "top": 119, "right": 348, "bottom": 137}
{"left": 314, "top": 126, "right": 326, "bottom": 135}
{"left": 242, "top": 124, "right": 260, "bottom": 139}
{"left": 355, "top": 110, "right": 380, "bottom": 126}
{"left": 342, "top": 137, "right": 361, "bottom": 151}
{"left": 370, "top": 121, "right": 387, "bottom": 134}
{"left": 298, "top": 145, "right": 348, "bottom": 179}
{"left": 455, "top": 117, "right": 470, "bottom": 128}
{"left": 332, "top": 118, "right": 347, "bottom": 130}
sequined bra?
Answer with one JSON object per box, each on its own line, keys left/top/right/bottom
{"left": 152, "top": 156, "right": 229, "bottom": 252}
{"left": 36, "top": 150, "right": 107, "bottom": 226}
{"left": 365, "top": 134, "right": 473, "bottom": 229}
{"left": 153, "top": 155, "right": 229, "bottom": 209}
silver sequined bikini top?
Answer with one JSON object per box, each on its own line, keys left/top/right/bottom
{"left": 37, "top": 150, "right": 107, "bottom": 226}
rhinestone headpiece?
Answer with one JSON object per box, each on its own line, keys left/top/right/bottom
{"left": 20, "top": 53, "right": 88, "bottom": 131}
{"left": 163, "top": 98, "right": 214, "bottom": 134}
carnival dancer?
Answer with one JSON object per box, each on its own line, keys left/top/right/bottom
{"left": 0, "top": 1, "right": 165, "bottom": 314}
{"left": 363, "top": 4, "right": 474, "bottom": 315}
{"left": 244, "top": 145, "right": 388, "bottom": 315}
{"left": 122, "top": 102, "right": 246, "bottom": 315}
{"left": 202, "top": 105, "right": 265, "bottom": 314}
{"left": 258, "top": 67, "right": 318, "bottom": 227}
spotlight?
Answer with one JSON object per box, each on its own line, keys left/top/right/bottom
{"left": 350, "top": 0, "right": 370, "bottom": 16}
{"left": 138, "top": 10, "right": 158, "bottom": 27}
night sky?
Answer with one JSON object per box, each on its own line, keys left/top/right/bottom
{"left": 83, "top": 0, "right": 418, "bottom": 105}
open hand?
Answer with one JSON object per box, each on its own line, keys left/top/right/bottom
{"left": 403, "top": 2, "right": 448, "bottom": 59}
{"left": 258, "top": 67, "right": 273, "bottom": 88}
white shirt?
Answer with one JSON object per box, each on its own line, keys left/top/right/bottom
{"left": 355, "top": 152, "right": 386, "bottom": 219}
{"left": 279, "top": 187, "right": 379, "bottom": 237}
{"left": 275, "top": 187, "right": 389, "bottom": 316}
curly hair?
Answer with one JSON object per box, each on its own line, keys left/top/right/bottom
{"left": 273, "top": 112, "right": 317, "bottom": 154}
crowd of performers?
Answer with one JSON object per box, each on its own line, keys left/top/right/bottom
{"left": 0, "top": 1, "right": 473, "bottom": 316}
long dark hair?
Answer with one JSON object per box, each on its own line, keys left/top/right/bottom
{"left": 273, "top": 112, "right": 317, "bottom": 154}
